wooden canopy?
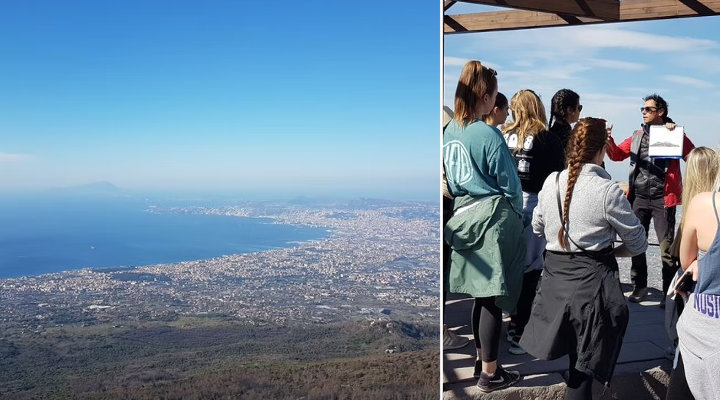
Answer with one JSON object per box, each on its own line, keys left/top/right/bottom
{"left": 444, "top": 0, "right": 720, "bottom": 34}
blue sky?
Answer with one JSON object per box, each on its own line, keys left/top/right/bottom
{"left": 0, "top": 1, "right": 439, "bottom": 199}
{"left": 444, "top": 4, "right": 720, "bottom": 182}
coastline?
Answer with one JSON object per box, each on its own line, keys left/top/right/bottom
{"left": 0, "top": 202, "right": 440, "bottom": 331}
{"left": 0, "top": 204, "right": 330, "bottom": 280}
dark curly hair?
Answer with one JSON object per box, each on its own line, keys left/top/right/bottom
{"left": 644, "top": 93, "right": 672, "bottom": 123}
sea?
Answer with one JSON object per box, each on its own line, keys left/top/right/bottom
{"left": 0, "top": 194, "right": 329, "bottom": 279}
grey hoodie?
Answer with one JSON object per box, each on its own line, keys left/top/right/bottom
{"left": 532, "top": 164, "right": 647, "bottom": 254}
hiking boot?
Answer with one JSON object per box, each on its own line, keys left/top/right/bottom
{"left": 477, "top": 366, "right": 521, "bottom": 393}
{"left": 508, "top": 338, "right": 527, "bottom": 355}
{"left": 443, "top": 325, "right": 469, "bottom": 351}
{"left": 628, "top": 287, "right": 649, "bottom": 303}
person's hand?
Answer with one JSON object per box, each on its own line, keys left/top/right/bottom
{"left": 688, "top": 259, "right": 699, "bottom": 281}
{"left": 606, "top": 123, "right": 613, "bottom": 141}
{"left": 665, "top": 122, "right": 676, "bottom": 130}
{"left": 675, "top": 261, "right": 699, "bottom": 298}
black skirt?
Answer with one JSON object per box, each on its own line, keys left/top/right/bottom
{"left": 519, "top": 248, "right": 629, "bottom": 385}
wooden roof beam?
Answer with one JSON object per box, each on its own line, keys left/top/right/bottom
{"left": 456, "top": 0, "right": 620, "bottom": 20}
{"left": 445, "top": 0, "right": 720, "bottom": 33}
{"left": 445, "top": 10, "right": 598, "bottom": 33}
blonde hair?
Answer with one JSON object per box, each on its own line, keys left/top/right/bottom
{"left": 681, "top": 147, "right": 719, "bottom": 228}
{"left": 453, "top": 61, "right": 498, "bottom": 127}
{"left": 501, "top": 90, "right": 548, "bottom": 151}
{"left": 715, "top": 144, "right": 720, "bottom": 192}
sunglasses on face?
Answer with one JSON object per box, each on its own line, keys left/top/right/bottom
{"left": 577, "top": 104, "right": 583, "bottom": 112}
{"left": 641, "top": 106, "right": 658, "bottom": 113}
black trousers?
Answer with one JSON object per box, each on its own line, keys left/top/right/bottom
{"left": 666, "top": 353, "right": 695, "bottom": 400}
{"left": 630, "top": 196, "right": 677, "bottom": 292}
{"left": 510, "top": 269, "right": 542, "bottom": 338}
{"left": 566, "top": 348, "right": 593, "bottom": 400}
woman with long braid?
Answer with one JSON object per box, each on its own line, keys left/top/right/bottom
{"left": 520, "top": 118, "right": 647, "bottom": 400}
{"left": 443, "top": 60, "right": 525, "bottom": 393}
{"left": 549, "top": 89, "right": 582, "bottom": 158}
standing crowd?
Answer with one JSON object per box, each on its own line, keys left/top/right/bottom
{"left": 443, "top": 60, "right": 719, "bottom": 399}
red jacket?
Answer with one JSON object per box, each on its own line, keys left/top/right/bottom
{"left": 606, "top": 128, "right": 695, "bottom": 207}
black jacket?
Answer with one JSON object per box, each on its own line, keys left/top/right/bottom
{"left": 504, "top": 129, "right": 565, "bottom": 194}
{"left": 520, "top": 249, "right": 629, "bottom": 385}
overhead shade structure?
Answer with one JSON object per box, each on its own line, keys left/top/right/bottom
{"left": 444, "top": 0, "right": 720, "bottom": 34}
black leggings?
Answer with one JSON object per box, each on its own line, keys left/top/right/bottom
{"left": 471, "top": 296, "right": 502, "bottom": 361}
{"left": 566, "top": 348, "right": 593, "bottom": 400}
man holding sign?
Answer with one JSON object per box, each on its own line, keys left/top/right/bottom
{"left": 606, "top": 94, "right": 695, "bottom": 304}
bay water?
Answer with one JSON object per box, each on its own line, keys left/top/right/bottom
{"left": 0, "top": 195, "right": 328, "bottom": 279}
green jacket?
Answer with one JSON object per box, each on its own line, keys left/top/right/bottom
{"left": 443, "top": 119, "right": 523, "bottom": 216}
{"left": 444, "top": 194, "right": 525, "bottom": 312}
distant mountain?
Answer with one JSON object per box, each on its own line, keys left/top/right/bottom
{"left": 47, "top": 181, "right": 125, "bottom": 196}
{"left": 75, "top": 181, "right": 121, "bottom": 192}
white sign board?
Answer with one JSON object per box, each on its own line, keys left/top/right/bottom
{"left": 648, "top": 125, "right": 684, "bottom": 158}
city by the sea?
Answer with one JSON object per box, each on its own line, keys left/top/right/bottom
{"left": 0, "top": 194, "right": 329, "bottom": 279}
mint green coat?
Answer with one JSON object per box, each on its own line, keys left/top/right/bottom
{"left": 444, "top": 195, "right": 525, "bottom": 312}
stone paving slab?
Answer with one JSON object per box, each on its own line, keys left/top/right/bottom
{"left": 623, "top": 321, "right": 667, "bottom": 342}
{"left": 443, "top": 373, "right": 566, "bottom": 400}
{"left": 616, "top": 341, "right": 666, "bottom": 364}
{"left": 443, "top": 289, "right": 673, "bottom": 399}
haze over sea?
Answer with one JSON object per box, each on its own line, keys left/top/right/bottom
{"left": 0, "top": 192, "right": 329, "bottom": 279}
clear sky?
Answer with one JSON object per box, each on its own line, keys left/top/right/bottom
{"left": 444, "top": 4, "right": 720, "bottom": 183}
{"left": 1, "top": 1, "right": 439, "bottom": 200}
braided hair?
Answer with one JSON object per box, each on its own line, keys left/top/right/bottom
{"left": 557, "top": 117, "right": 608, "bottom": 250}
{"left": 549, "top": 89, "right": 580, "bottom": 127}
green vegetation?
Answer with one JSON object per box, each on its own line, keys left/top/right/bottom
{"left": 0, "top": 317, "right": 438, "bottom": 399}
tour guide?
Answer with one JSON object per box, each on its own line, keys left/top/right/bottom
{"left": 605, "top": 94, "right": 695, "bottom": 304}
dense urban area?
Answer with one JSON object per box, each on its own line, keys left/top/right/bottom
{"left": 0, "top": 200, "right": 439, "bottom": 333}
{"left": 0, "top": 200, "right": 440, "bottom": 399}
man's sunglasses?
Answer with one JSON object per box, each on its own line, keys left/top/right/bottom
{"left": 641, "top": 106, "right": 659, "bottom": 113}
{"left": 576, "top": 104, "right": 583, "bottom": 112}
